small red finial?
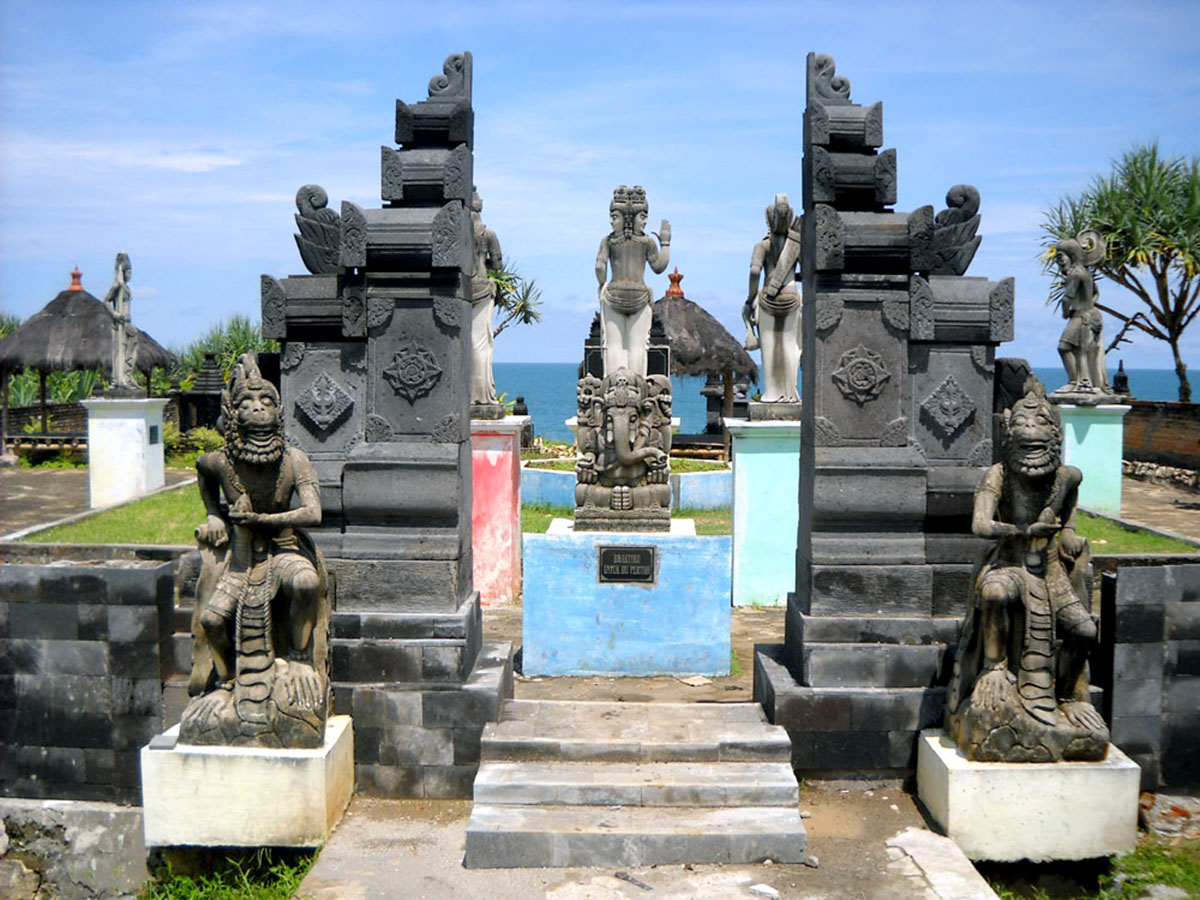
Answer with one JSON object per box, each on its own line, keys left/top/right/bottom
{"left": 666, "top": 267, "right": 684, "bottom": 298}
{"left": 68, "top": 267, "right": 83, "bottom": 291}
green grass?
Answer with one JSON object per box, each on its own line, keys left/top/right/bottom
{"left": 1099, "top": 839, "right": 1200, "bottom": 898}
{"left": 140, "top": 848, "right": 315, "bottom": 899}
{"left": 519, "top": 504, "right": 731, "bottom": 534}
{"left": 986, "top": 839, "right": 1200, "bottom": 899}
{"left": 525, "top": 457, "right": 728, "bottom": 473}
{"left": 1077, "top": 511, "right": 1198, "bottom": 554}
{"left": 22, "top": 483, "right": 203, "bottom": 545}
{"left": 729, "top": 648, "right": 742, "bottom": 677}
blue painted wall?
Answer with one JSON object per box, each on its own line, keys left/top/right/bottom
{"left": 523, "top": 529, "right": 732, "bottom": 676}
{"left": 522, "top": 464, "right": 732, "bottom": 511}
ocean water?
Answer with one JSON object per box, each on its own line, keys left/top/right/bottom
{"left": 495, "top": 362, "right": 1190, "bottom": 444}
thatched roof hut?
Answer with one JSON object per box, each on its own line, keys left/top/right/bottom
{"left": 652, "top": 269, "right": 757, "bottom": 384}
{"left": 0, "top": 268, "right": 176, "bottom": 449}
{"left": 0, "top": 270, "right": 174, "bottom": 377}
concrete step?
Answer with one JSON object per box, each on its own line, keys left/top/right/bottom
{"left": 797, "top": 612, "right": 959, "bottom": 645}
{"left": 481, "top": 700, "right": 790, "bottom": 763}
{"left": 473, "top": 761, "right": 799, "bottom": 808}
{"left": 463, "top": 804, "right": 807, "bottom": 868}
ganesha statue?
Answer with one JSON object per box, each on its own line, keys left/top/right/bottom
{"left": 574, "top": 367, "right": 673, "bottom": 532}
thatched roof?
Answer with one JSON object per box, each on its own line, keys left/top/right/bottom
{"left": 0, "top": 287, "right": 176, "bottom": 376}
{"left": 652, "top": 275, "right": 757, "bottom": 383}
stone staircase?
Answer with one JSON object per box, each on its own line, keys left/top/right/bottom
{"left": 463, "top": 699, "right": 807, "bottom": 868}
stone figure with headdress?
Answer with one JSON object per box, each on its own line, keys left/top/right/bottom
{"left": 743, "top": 195, "right": 802, "bottom": 403}
{"left": 595, "top": 186, "right": 671, "bottom": 378}
{"left": 946, "top": 376, "right": 1109, "bottom": 762}
{"left": 469, "top": 187, "right": 504, "bottom": 415}
{"left": 1054, "top": 230, "right": 1111, "bottom": 396}
{"left": 180, "top": 352, "right": 331, "bottom": 748}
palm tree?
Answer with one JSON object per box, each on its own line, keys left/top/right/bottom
{"left": 1041, "top": 142, "right": 1200, "bottom": 402}
{"left": 488, "top": 262, "right": 543, "bottom": 339}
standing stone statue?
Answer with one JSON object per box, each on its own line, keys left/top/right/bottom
{"left": 1053, "top": 229, "right": 1111, "bottom": 397}
{"left": 946, "top": 376, "right": 1108, "bottom": 762}
{"left": 743, "top": 195, "right": 802, "bottom": 403}
{"left": 103, "top": 252, "right": 139, "bottom": 392}
{"left": 470, "top": 187, "right": 504, "bottom": 418}
{"left": 595, "top": 185, "right": 670, "bottom": 378}
{"left": 181, "top": 352, "right": 331, "bottom": 748}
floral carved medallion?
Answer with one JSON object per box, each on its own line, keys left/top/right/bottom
{"left": 831, "top": 344, "right": 891, "bottom": 405}
{"left": 383, "top": 341, "right": 442, "bottom": 403}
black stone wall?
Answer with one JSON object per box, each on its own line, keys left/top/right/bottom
{"left": 1103, "top": 564, "right": 1200, "bottom": 789}
{"left": 0, "top": 560, "right": 174, "bottom": 803}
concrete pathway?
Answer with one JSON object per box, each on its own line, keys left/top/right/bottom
{"left": 299, "top": 792, "right": 995, "bottom": 899}
{"left": 0, "top": 467, "right": 193, "bottom": 538}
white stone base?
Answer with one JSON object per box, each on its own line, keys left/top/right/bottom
{"left": 141, "top": 715, "right": 353, "bottom": 847}
{"left": 917, "top": 729, "right": 1139, "bottom": 861}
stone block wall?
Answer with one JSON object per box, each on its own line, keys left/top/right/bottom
{"left": 0, "top": 559, "right": 175, "bottom": 803}
{"left": 1123, "top": 400, "right": 1200, "bottom": 470}
{"left": 1103, "top": 564, "right": 1200, "bottom": 789}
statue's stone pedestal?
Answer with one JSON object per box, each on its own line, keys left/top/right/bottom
{"left": 141, "top": 715, "right": 354, "bottom": 848}
{"left": 747, "top": 401, "right": 802, "bottom": 422}
{"left": 471, "top": 416, "right": 528, "bottom": 606}
{"left": 726, "top": 419, "right": 801, "bottom": 607}
{"left": 522, "top": 519, "right": 730, "bottom": 676}
{"left": 916, "top": 730, "right": 1139, "bottom": 861}
{"left": 1054, "top": 403, "right": 1130, "bottom": 517}
{"left": 81, "top": 398, "right": 167, "bottom": 508}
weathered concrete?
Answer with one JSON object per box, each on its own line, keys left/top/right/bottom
{"left": 471, "top": 416, "right": 526, "bottom": 605}
{"left": 917, "top": 731, "right": 1139, "bottom": 861}
{"left": 0, "top": 797, "right": 150, "bottom": 899}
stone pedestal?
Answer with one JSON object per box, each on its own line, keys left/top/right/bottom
{"left": 141, "top": 716, "right": 354, "bottom": 847}
{"left": 471, "top": 415, "right": 528, "bottom": 605}
{"left": 523, "top": 519, "right": 730, "bottom": 676}
{"left": 916, "top": 730, "right": 1139, "bottom": 861}
{"left": 726, "top": 419, "right": 800, "bottom": 607}
{"left": 81, "top": 398, "right": 167, "bottom": 508}
{"left": 1055, "top": 403, "right": 1130, "bottom": 516}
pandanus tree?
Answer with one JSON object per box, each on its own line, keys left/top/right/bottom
{"left": 1041, "top": 142, "right": 1200, "bottom": 402}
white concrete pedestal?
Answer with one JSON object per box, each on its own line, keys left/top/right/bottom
{"left": 81, "top": 397, "right": 168, "bottom": 508}
{"left": 141, "top": 715, "right": 354, "bottom": 847}
{"left": 917, "top": 730, "right": 1139, "bottom": 861}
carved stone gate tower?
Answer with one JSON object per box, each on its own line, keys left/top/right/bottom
{"left": 755, "top": 53, "right": 1014, "bottom": 776}
{"left": 262, "top": 52, "right": 512, "bottom": 798}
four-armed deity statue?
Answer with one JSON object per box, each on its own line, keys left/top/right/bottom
{"left": 574, "top": 369, "right": 673, "bottom": 531}
{"left": 470, "top": 187, "right": 505, "bottom": 418}
{"left": 946, "top": 376, "right": 1109, "bottom": 762}
{"left": 743, "top": 194, "right": 802, "bottom": 404}
{"left": 1052, "top": 229, "right": 1114, "bottom": 400}
{"left": 595, "top": 185, "right": 670, "bottom": 378}
{"left": 180, "top": 352, "right": 331, "bottom": 749}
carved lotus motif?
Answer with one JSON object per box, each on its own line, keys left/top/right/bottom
{"left": 296, "top": 371, "right": 353, "bottom": 433}
{"left": 831, "top": 345, "right": 890, "bottom": 405}
{"left": 922, "top": 375, "right": 975, "bottom": 437}
{"left": 383, "top": 341, "right": 442, "bottom": 402}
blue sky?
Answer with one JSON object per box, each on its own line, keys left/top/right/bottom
{"left": 2, "top": 1, "right": 1198, "bottom": 370}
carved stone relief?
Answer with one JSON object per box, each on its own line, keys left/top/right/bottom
{"left": 281, "top": 341, "right": 306, "bottom": 373}
{"left": 339, "top": 202, "right": 367, "bottom": 268}
{"left": 383, "top": 340, "right": 443, "bottom": 402}
{"left": 261, "top": 275, "right": 286, "bottom": 340}
{"left": 910, "top": 275, "right": 935, "bottom": 340}
{"left": 921, "top": 375, "right": 976, "bottom": 438}
{"left": 881, "top": 297, "right": 909, "bottom": 333}
{"left": 342, "top": 286, "right": 366, "bottom": 337}
{"left": 831, "top": 344, "right": 891, "bottom": 405}
{"left": 431, "top": 202, "right": 463, "bottom": 268}
{"left": 815, "top": 297, "right": 844, "bottom": 332}
{"left": 296, "top": 371, "right": 354, "bottom": 434}
{"left": 989, "top": 278, "right": 1015, "bottom": 342}
{"left": 431, "top": 413, "right": 461, "bottom": 443}
{"left": 365, "top": 413, "right": 395, "bottom": 442}
{"left": 367, "top": 297, "right": 394, "bottom": 330}
{"left": 433, "top": 294, "right": 464, "bottom": 329}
